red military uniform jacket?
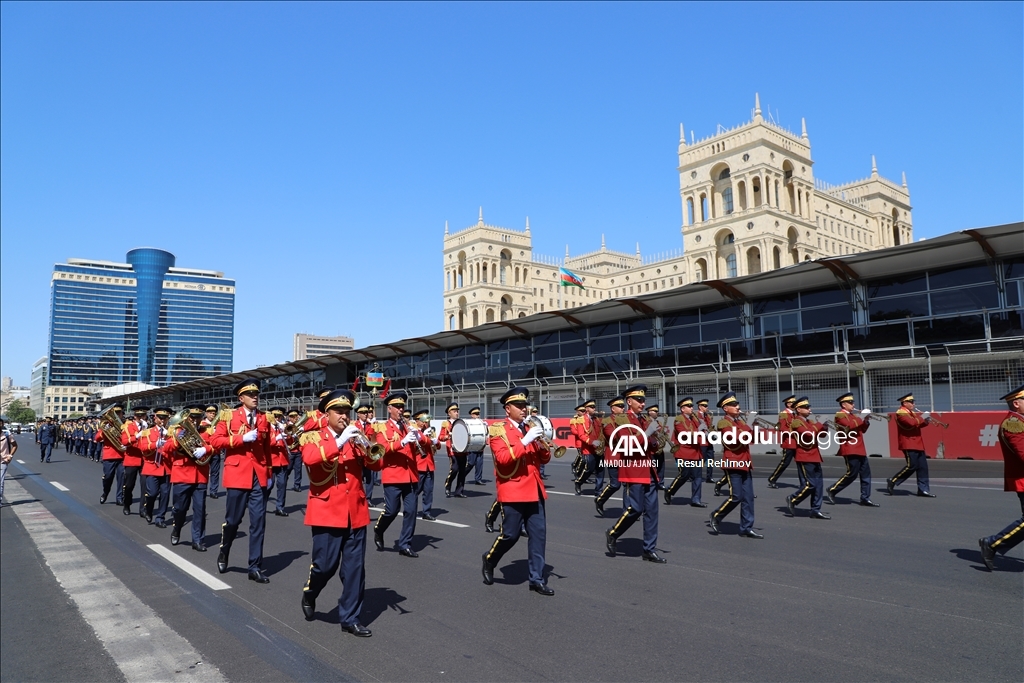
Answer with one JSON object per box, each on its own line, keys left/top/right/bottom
{"left": 671, "top": 413, "right": 704, "bottom": 462}
{"left": 791, "top": 416, "right": 826, "bottom": 462}
{"left": 302, "top": 411, "right": 329, "bottom": 434}
{"left": 161, "top": 427, "right": 212, "bottom": 485}
{"left": 139, "top": 426, "right": 171, "bottom": 476}
{"left": 210, "top": 407, "right": 272, "bottom": 488}
{"left": 895, "top": 408, "right": 929, "bottom": 451}
{"left": 415, "top": 430, "right": 435, "bottom": 472}
{"left": 778, "top": 408, "right": 797, "bottom": 450}
{"left": 120, "top": 420, "right": 144, "bottom": 467}
{"left": 835, "top": 409, "right": 869, "bottom": 457}
{"left": 95, "top": 429, "right": 124, "bottom": 462}
{"left": 372, "top": 419, "right": 419, "bottom": 485}
{"left": 569, "top": 415, "right": 583, "bottom": 449}
{"left": 489, "top": 419, "right": 549, "bottom": 503}
{"left": 611, "top": 411, "right": 659, "bottom": 485}
{"left": 302, "top": 426, "right": 383, "bottom": 529}
{"left": 438, "top": 419, "right": 457, "bottom": 456}
{"left": 716, "top": 415, "right": 753, "bottom": 471}
{"left": 999, "top": 411, "right": 1024, "bottom": 493}
{"left": 269, "top": 421, "right": 290, "bottom": 467}
{"left": 572, "top": 414, "right": 601, "bottom": 456}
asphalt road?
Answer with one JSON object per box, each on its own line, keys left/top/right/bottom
{"left": 2, "top": 439, "right": 1021, "bottom": 682}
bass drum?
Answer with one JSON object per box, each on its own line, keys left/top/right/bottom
{"left": 528, "top": 415, "right": 555, "bottom": 441}
{"left": 451, "top": 418, "right": 488, "bottom": 453}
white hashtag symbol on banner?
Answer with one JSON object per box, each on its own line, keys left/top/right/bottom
{"left": 978, "top": 425, "right": 999, "bottom": 448}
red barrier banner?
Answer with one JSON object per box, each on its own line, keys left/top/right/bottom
{"left": 884, "top": 411, "right": 1006, "bottom": 460}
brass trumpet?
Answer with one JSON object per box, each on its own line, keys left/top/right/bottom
{"left": 98, "top": 405, "right": 128, "bottom": 454}
{"left": 862, "top": 411, "right": 892, "bottom": 423}
{"left": 342, "top": 415, "right": 384, "bottom": 463}
{"left": 168, "top": 408, "right": 213, "bottom": 466}
{"left": 743, "top": 411, "right": 778, "bottom": 430}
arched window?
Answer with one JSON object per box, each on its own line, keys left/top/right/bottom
{"left": 695, "top": 258, "right": 707, "bottom": 282}
{"left": 722, "top": 188, "right": 734, "bottom": 214}
{"left": 726, "top": 254, "right": 737, "bottom": 278}
{"left": 500, "top": 251, "right": 510, "bottom": 285}
{"left": 448, "top": 314, "right": 455, "bottom": 330}
{"left": 700, "top": 194, "right": 709, "bottom": 222}
{"left": 486, "top": 308, "right": 495, "bottom": 323}
{"left": 686, "top": 197, "right": 695, "bottom": 225}
{"left": 773, "top": 246, "right": 781, "bottom": 269}
{"left": 472, "top": 309, "right": 479, "bottom": 327}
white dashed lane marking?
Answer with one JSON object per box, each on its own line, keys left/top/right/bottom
{"left": 50, "top": 481, "right": 70, "bottom": 491}
{"left": 369, "top": 507, "right": 470, "bottom": 528}
{"left": 16, "top": 459, "right": 25, "bottom": 464}
{"left": 147, "top": 545, "right": 232, "bottom": 591}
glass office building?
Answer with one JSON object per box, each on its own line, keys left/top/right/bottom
{"left": 48, "top": 248, "right": 234, "bottom": 388}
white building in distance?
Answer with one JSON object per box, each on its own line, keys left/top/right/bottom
{"left": 294, "top": 334, "right": 356, "bottom": 361}
{"left": 442, "top": 94, "right": 912, "bottom": 330}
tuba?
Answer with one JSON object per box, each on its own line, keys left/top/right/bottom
{"left": 168, "top": 409, "right": 213, "bottom": 466}
{"left": 98, "top": 406, "right": 128, "bottom": 454}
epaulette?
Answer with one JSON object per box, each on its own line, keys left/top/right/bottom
{"left": 835, "top": 411, "right": 846, "bottom": 421}
{"left": 569, "top": 416, "right": 580, "bottom": 425}
{"left": 613, "top": 415, "right": 631, "bottom": 426}
{"left": 790, "top": 418, "right": 806, "bottom": 429}
{"left": 896, "top": 408, "right": 911, "bottom": 415}
{"left": 372, "top": 422, "right": 387, "bottom": 434}
{"left": 674, "top": 415, "right": 689, "bottom": 424}
{"left": 778, "top": 411, "right": 789, "bottom": 421}
{"left": 1002, "top": 416, "right": 1024, "bottom": 434}
{"left": 299, "top": 431, "right": 322, "bottom": 446}
{"left": 219, "top": 409, "right": 233, "bottom": 422}
{"left": 716, "top": 418, "right": 731, "bottom": 430}
{"left": 489, "top": 422, "right": 506, "bottom": 437}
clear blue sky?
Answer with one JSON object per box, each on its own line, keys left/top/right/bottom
{"left": 2, "top": 2, "right": 1021, "bottom": 387}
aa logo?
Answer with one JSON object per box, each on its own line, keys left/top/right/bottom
{"left": 609, "top": 423, "right": 648, "bottom": 458}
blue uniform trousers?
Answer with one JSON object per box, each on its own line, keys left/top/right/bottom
{"left": 304, "top": 526, "right": 367, "bottom": 627}
{"left": 713, "top": 470, "right": 755, "bottom": 533}
{"left": 267, "top": 466, "right": 287, "bottom": 511}
{"left": 445, "top": 455, "right": 468, "bottom": 495}
{"left": 484, "top": 499, "right": 547, "bottom": 585}
{"left": 122, "top": 466, "right": 142, "bottom": 513}
{"left": 39, "top": 443, "right": 53, "bottom": 463}
{"left": 417, "top": 470, "right": 434, "bottom": 515}
{"left": 829, "top": 455, "right": 872, "bottom": 502}
{"left": 768, "top": 448, "right": 806, "bottom": 487}
{"left": 362, "top": 467, "right": 375, "bottom": 502}
{"left": 791, "top": 462, "right": 824, "bottom": 512}
{"left": 101, "top": 460, "right": 124, "bottom": 504}
{"left": 985, "top": 492, "right": 1024, "bottom": 556}
{"left": 468, "top": 450, "right": 485, "bottom": 483}
{"left": 702, "top": 445, "right": 715, "bottom": 482}
{"left": 221, "top": 473, "right": 268, "bottom": 572}
{"left": 892, "top": 450, "right": 930, "bottom": 494}
{"left": 207, "top": 453, "right": 222, "bottom": 495}
{"left": 144, "top": 474, "right": 171, "bottom": 523}
{"left": 374, "top": 483, "right": 417, "bottom": 550}
{"left": 667, "top": 464, "right": 703, "bottom": 505}
{"left": 575, "top": 453, "right": 598, "bottom": 487}
{"left": 609, "top": 483, "right": 660, "bottom": 553}
{"left": 172, "top": 483, "right": 207, "bottom": 545}
{"left": 287, "top": 451, "right": 303, "bottom": 489}
{"left": 595, "top": 467, "right": 621, "bottom": 506}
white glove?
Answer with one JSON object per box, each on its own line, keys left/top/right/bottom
{"left": 275, "top": 433, "right": 285, "bottom": 442}
{"left": 242, "top": 429, "right": 259, "bottom": 443}
{"left": 400, "top": 431, "right": 418, "bottom": 446}
{"left": 921, "top": 411, "right": 931, "bottom": 420}
{"left": 432, "top": 438, "right": 440, "bottom": 447}
{"left": 521, "top": 425, "right": 544, "bottom": 446}
{"left": 861, "top": 409, "right": 872, "bottom": 415}
{"left": 192, "top": 447, "right": 207, "bottom": 459}
{"left": 645, "top": 421, "right": 660, "bottom": 436}
{"left": 337, "top": 424, "right": 362, "bottom": 447}
{"left": 156, "top": 438, "right": 166, "bottom": 450}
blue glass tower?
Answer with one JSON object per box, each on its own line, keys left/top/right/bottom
{"left": 47, "top": 249, "right": 234, "bottom": 388}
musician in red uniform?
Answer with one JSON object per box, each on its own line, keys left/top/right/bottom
{"left": 412, "top": 410, "right": 439, "bottom": 521}
{"left": 886, "top": 393, "right": 936, "bottom": 497}
{"left": 572, "top": 400, "right": 601, "bottom": 495}
{"left": 784, "top": 397, "right": 830, "bottom": 520}
{"left": 697, "top": 399, "right": 717, "bottom": 485}
{"left": 371, "top": 392, "right": 422, "bottom": 557}
{"left": 665, "top": 397, "right": 706, "bottom": 507}
{"left": 266, "top": 407, "right": 291, "bottom": 517}
{"left": 210, "top": 378, "right": 273, "bottom": 583}
{"left": 98, "top": 404, "right": 125, "bottom": 505}
{"left": 356, "top": 405, "right": 376, "bottom": 502}
{"left": 139, "top": 407, "right": 172, "bottom": 527}
{"left": 768, "top": 395, "right": 803, "bottom": 489}
{"left": 594, "top": 397, "right": 626, "bottom": 516}
{"left": 979, "top": 385, "right": 1024, "bottom": 571}
{"left": 286, "top": 409, "right": 304, "bottom": 494}
{"left": 120, "top": 406, "right": 149, "bottom": 517}
{"left": 161, "top": 406, "right": 211, "bottom": 551}
{"left": 709, "top": 392, "right": 761, "bottom": 538}
{"left": 481, "top": 387, "right": 553, "bottom": 594}
{"left": 605, "top": 385, "right": 667, "bottom": 563}
{"left": 299, "top": 389, "right": 383, "bottom": 636}
{"left": 826, "top": 393, "right": 878, "bottom": 507}
{"left": 203, "top": 405, "right": 224, "bottom": 499}
{"left": 441, "top": 402, "right": 469, "bottom": 499}
{"left": 301, "top": 387, "right": 336, "bottom": 434}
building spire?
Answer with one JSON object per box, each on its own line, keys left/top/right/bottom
{"left": 902, "top": 171, "right": 907, "bottom": 188}
{"left": 478, "top": 206, "right": 484, "bottom": 225}
{"left": 636, "top": 242, "right": 641, "bottom": 258}
{"left": 871, "top": 155, "right": 878, "bottom": 178}
{"left": 444, "top": 220, "right": 449, "bottom": 236}
{"left": 679, "top": 122, "right": 686, "bottom": 146}
{"left": 525, "top": 216, "right": 530, "bottom": 233}
{"left": 601, "top": 233, "right": 606, "bottom": 250}
{"left": 801, "top": 117, "right": 807, "bottom": 140}
{"left": 564, "top": 244, "right": 570, "bottom": 263}
{"left": 754, "top": 92, "right": 762, "bottom": 122}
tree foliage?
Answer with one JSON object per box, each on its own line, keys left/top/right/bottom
{"left": 5, "top": 399, "right": 36, "bottom": 424}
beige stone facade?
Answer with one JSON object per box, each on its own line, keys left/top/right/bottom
{"left": 442, "top": 95, "right": 911, "bottom": 331}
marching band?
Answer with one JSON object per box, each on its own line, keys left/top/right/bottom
{"left": 27, "top": 376, "right": 1019, "bottom": 638}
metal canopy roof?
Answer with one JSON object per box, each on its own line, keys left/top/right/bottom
{"left": 104, "top": 222, "right": 1023, "bottom": 403}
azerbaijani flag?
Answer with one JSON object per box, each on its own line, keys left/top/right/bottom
{"left": 559, "top": 266, "right": 585, "bottom": 289}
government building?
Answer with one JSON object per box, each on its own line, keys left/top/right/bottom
{"left": 46, "top": 248, "right": 234, "bottom": 399}
{"left": 442, "top": 95, "right": 912, "bottom": 331}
